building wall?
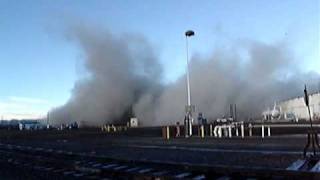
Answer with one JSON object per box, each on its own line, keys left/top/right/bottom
{"left": 278, "top": 92, "right": 320, "bottom": 120}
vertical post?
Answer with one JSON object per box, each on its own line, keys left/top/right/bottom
{"left": 184, "top": 31, "right": 195, "bottom": 138}
{"left": 189, "top": 119, "right": 193, "bottom": 137}
{"left": 218, "top": 126, "right": 222, "bottom": 138}
{"left": 209, "top": 124, "right": 213, "bottom": 137}
{"left": 234, "top": 104, "right": 237, "bottom": 121}
{"left": 185, "top": 36, "right": 191, "bottom": 107}
{"left": 268, "top": 126, "right": 271, "bottom": 136}
{"left": 241, "top": 123, "right": 244, "bottom": 138}
{"left": 200, "top": 125, "right": 204, "bottom": 138}
{"left": 261, "top": 125, "right": 265, "bottom": 138}
{"left": 304, "top": 85, "right": 313, "bottom": 129}
{"left": 228, "top": 125, "right": 232, "bottom": 138}
{"left": 184, "top": 116, "right": 190, "bottom": 138}
{"left": 249, "top": 123, "right": 252, "bottom": 137}
{"left": 214, "top": 126, "right": 217, "bottom": 137}
{"left": 236, "top": 123, "right": 239, "bottom": 136}
{"left": 163, "top": 126, "right": 170, "bottom": 140}
{"left": 47, "top": 111, "right": 50, "bottom": 128}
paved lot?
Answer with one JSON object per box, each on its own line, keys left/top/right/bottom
{"left": 0, "top": 129, "right": 311, "bottom": 169}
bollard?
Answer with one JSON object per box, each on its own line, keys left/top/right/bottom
{"left": 228, "top": 125, "right": 232, "bottom": 138}
{"left": 162, "top": 126, "right": 170, "bottom": 140}
{"left": 268, "top": 126, "right": 271, "bottom": 137}
{"left": 235, "top": 125, "right": 239, "bottom": 137}
{"left": 218, "top": 126, "right": 222, "bottom": 138}
{"left": 249, "top": 123, "right": 252, "bottom": 137}
{"left": 200, "top": 125, "right": 205, "bottom": 138}
{"left": 162, "top": 126, "right": 166, "bottom": 139}
{"left": 241, "top": 123, "right": 244, "bottom": 138}
{"left": 261, "top": 125, "right": 265, "bottom": 138}
{"left": 214, "top": 126, "right": 218, "bottom": 137}
{"left": 209, "top": 124, "right": 213, "bottom": 137}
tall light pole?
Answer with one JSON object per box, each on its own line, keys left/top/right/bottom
{"left": 184, "top": 30, "right": 195, "bottom": 137}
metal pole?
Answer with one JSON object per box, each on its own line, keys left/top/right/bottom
{"left": 305, "top": 85, "right": 314, "bottom": 131}
{"left": 186, "top": 36, "right": 191, "bottom": 106}
{"left": 234, "top": 104, "right": 237, "bottom": 121}
{"left": 47, "top": 112, "right": 49, "bottom": 125}
{"left": 184, "top": 30, "right": 195, "bottom": 137}
{"left": 307, "top": 106, "right": 313, "bottom": 130}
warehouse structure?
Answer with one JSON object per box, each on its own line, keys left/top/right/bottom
{"left": 278, "top": 92, "right": 320, "bottom": 121}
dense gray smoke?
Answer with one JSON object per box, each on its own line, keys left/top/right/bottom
{"left": 154, "top": 42, "right": 320, "bottom": 125}
{"left": 51, "top": 25, "right": 320, "bottom": 126}
{"left": 51, "top": 25, "right": 162, "bottom": 126}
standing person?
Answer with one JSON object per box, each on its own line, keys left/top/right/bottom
{"left": 197, "top": 113, "right": 203, "bottom": 136}
{"left": 176, "top": 122, "right": 180, "bottom": 137}
{"left": 198, "top": 112, "right": 203, "bottom": 125}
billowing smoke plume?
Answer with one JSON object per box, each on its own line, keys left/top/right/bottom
{"left": 51, "top": 25, "right": 320, "bottom": 126}
{"left": 51, "top": 25, "right": 162, "bottom": 126}
{"left": 153, "top": 42, "right": 320, "bottom": 125}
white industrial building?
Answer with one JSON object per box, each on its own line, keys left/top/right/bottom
{"left": 278, "top": 92, "right": 320, "bottom": 121}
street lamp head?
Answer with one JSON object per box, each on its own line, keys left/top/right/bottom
{"left": 185, "top": 30, "right": 195, "bottom": 37}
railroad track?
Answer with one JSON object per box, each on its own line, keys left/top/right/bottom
{"left": 0, "top": 143, "right": 319, "bottom": 179}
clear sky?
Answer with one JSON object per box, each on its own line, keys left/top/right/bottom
{"left": 0, "top": 0, "right": 319, "bottom": 119}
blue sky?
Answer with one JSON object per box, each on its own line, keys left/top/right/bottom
{"left": 0, "top": 0, "right": 319, "bottom": 119}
